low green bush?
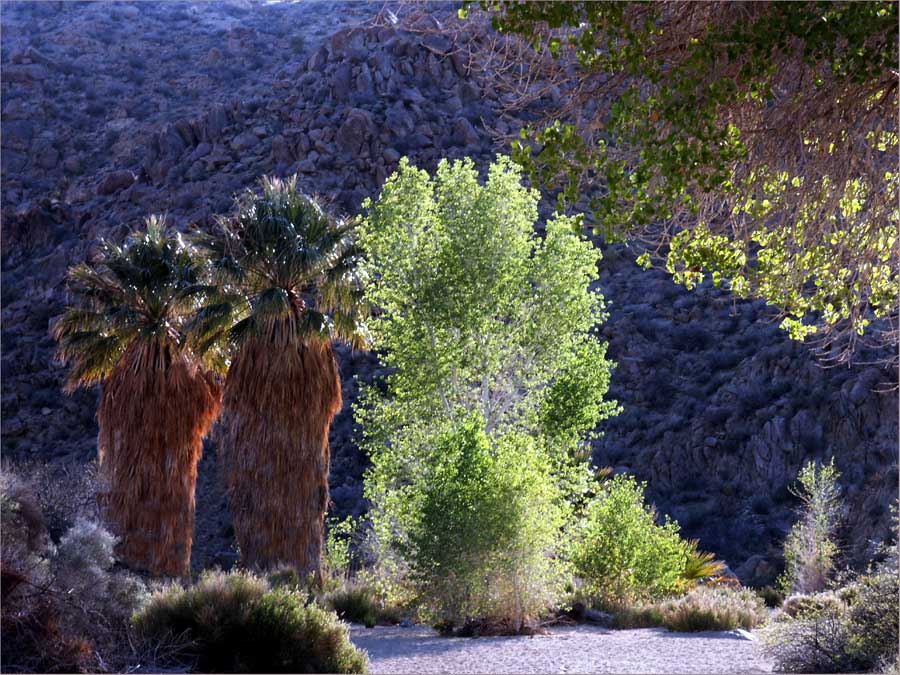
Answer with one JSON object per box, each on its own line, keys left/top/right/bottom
{"left": 658, "top": 586, "right": 767, "bottom": 632}
{"left": 568, "top": 474, "right": 689, "bottom": 603}
{"left": 604, "top": 602, "right": 665, "bottom": 629}
{"left": 325, "top": 584, "right": 378, "bottom": 628}
{"left": 846, "top": 571, "right": 899, "bottom": 669}
{"left": 405, "top": 419, "right": 567, "bottom": 634}
{"left": 133, "top": 571, "right": 368, "bottom": 673}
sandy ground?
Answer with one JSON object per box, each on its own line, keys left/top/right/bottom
{"left": 349, "top": 624, "right": 774, "bottom": 674}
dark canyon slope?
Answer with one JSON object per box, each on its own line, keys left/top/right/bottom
{"left": 2, "top": 0, "right": 897, "bottom": 581}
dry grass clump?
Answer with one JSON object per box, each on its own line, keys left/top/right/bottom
{"left": 133, "top": 570, "right": 368, "bottom": 673}
{"left": 585, "top": 584, "right": 767, "bottom": 632}
{"left": 657, "top": 586, "right": 767, "bottom": 632}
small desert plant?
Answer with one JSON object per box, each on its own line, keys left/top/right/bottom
{"left": 681, "top": 538, "right": 726, "bottom": 585}
{"left": 324, "top": 584, "right": 379, "bottom": 628}
{"left": 845, "top": 571, "right": 900, "bottom": 669}
{"left": 658, "top": 586, "right": 767, "bottom": 632}
{"left": 133, "top": 570, "right": 368, "bottom": 673}
{"left": 569, "top": 474, "right": 690, "bottom": 603}
{"left": 325, "top": 516, "right": 358, "bottom": 583}
{"left": 601, "top": 600, "right": 664, "bottom": 629}
{"left": 758, "top": 585, "right": 785, "bottom": 608}
{"left": 3, "top": 461, "right": 104, "bottom": 542}
{"left": 778, "top": 459, "right": 843, "bottom": 595}
{"left": 763, "top": 591, "right": 854, "bottom": 672}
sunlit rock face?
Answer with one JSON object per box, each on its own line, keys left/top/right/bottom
{"left": 2, "top": 0, "right": 896, "bottom": 578}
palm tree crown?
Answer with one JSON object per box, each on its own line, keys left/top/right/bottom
{"left": 196, "top": 175, "right": 369, "bottom": 353}
{"left": 53, "top": 215, "right": 219, "bottom": 389}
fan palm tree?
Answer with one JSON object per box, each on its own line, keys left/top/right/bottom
{"left": 53, "top": 216, "right": 222, "bottom": 577}
{"left": 198, "top": 175, "right": 368, "bottom": 580}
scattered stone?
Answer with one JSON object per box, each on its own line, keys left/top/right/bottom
{"left": 231, "top": 130, "right": 259, "bottom": 151}
{"left": 335, "top": 108, "right": 375, "bottom": 156}
{"left": 452, "top": 117, "right": 479, "bottom": 146}
{"left": 96, "top": 170, "right": 136, "bottom": 195}
{"left": 422, "top": 33, "right": 452, "bottom": 56}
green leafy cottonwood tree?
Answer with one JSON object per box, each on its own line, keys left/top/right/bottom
{"left": 357, "top": 155, "right": 618, "bottom": 493}
{"left": 460, "top": 1, "right": 898, "bottom": 362}
{"left": 356, "top": 157, "right": 618, "bottom": 608}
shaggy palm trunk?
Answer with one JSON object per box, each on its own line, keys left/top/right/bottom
{"left": 218, "top": 339, "right": 341, "bottom": 580}
{"left": 97, "top": 341, "right": 221, "bottom": 577}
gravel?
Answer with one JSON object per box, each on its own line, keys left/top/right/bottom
{"left": 350, "top": 624, "right": 773, "bottom": 674}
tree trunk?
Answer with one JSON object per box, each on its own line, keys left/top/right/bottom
{"left": 217, "top": 339, "right": 342, "bottom": 580}
{"left": 98, "top": 342, "right": 221, "bottom": 577}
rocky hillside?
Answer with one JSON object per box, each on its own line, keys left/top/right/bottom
{"left": 2, "top": 1, "right": 896, "bottom": 581}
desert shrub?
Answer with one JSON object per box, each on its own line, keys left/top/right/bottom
{"left": 658, "top": 586, "right": 767, "bottom": 632}
{"left": 598, "top": 599, "right": 664, "bottom": 629}
{"left": 1, "top": 469, "right": 147, "bottom": 673}
{"left": 325, "top": 516, "right": 359, "bottom": 583}
{"left": 845, "top": 571, "right": 900, "bottom": 669}
{"left": 778, "top": 459, "right": 843, "bottom": 595}
{"left": 133, "top": 570, "right": 367, "bottom": 673}
{"left": 324, "top": 584, "right": 379, "bottom": 628}
{"left": 325, "top": 585, "right": 378, "bottom": 627}
{"left": 764, "top": 570, "right": 899, "bottom": 673}
{"left": 56, "top": 518, "right": 116, "bottom": 571}
{"left": 681, "top": 538, "right": 726, "bottom": 585}
{"left": 569, "top": 474, "right": 690, "bottom": 603}
{"left": 3, "top": 461, "right": 103, "bottom": 542}
{"left": 402, "top": 419, "right": 566, "bottom": 634}
{"left": 763, "top": 592, "right": 855, "bottom": 672}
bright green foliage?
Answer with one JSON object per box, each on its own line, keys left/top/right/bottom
{"left": 569, "top": 474, "right": 690, "bottom": 603}
{"left": 133, "top": 570, "right": 368, "bottom": 674}
{"left": 357, "top": 156, "right": 616, "bottom": 626}
{"left": 779, "top": 460, "right": 843, "bottom": 595}
{"left": 53, "top": 215, "right": 220, "bottom": 388}
{"left": 324, "top": 516, "right": 358, "bottom": 582}
{"left": 194, "top": 175, "right": 369, "bottom": 354}
{"left": 404, "top": 418, "right": 566, "bottom": 632}
{"left": 469, "top": 1, "right": 898, "bottom": 355}
{"left": 357, "top": 155, "right": 616, "bottom": 492}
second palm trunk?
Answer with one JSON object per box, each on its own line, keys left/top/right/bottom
{"left": 218, "top": 338, "right": 342, "bottom": 579}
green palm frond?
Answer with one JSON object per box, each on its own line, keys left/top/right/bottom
{"left": 682, "top": 539, "right": 727, "bottom": 584}
{"left": 54, "top": 215, "right": 223, "bottom": 390}
{"left": 198, "top": 174, "right": 370, "bottom": 351}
